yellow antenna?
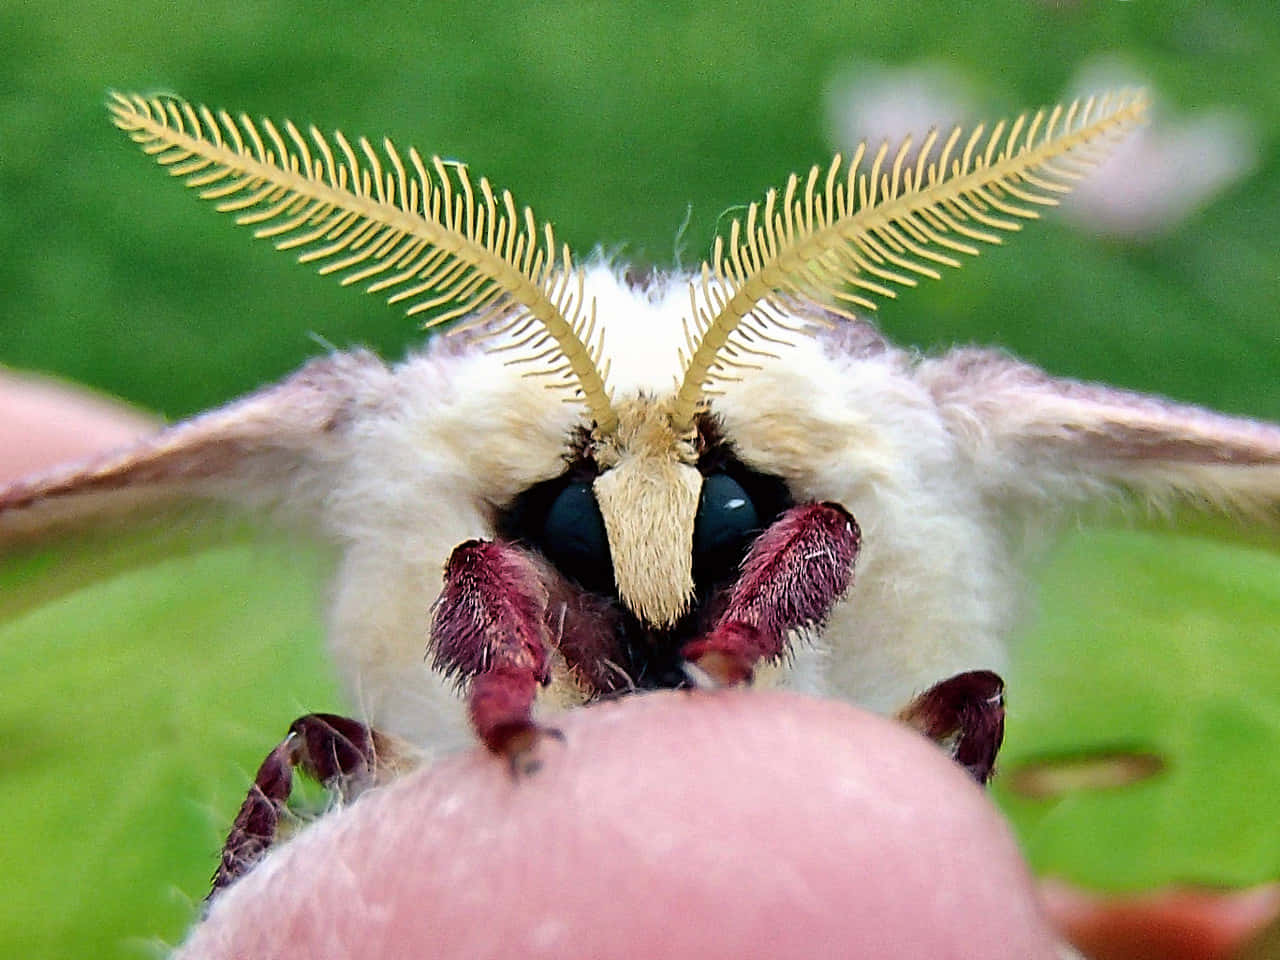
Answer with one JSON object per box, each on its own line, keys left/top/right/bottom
{"left": 108, "top": 92, "right": 618, "bottom": 433}
{"left": 672, "top": 90, "right": 1149, "bottom": 429}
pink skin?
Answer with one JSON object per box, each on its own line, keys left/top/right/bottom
{"left": 6, "top": 377, "right": 1278, "bottom": 959}
{"left": 0, "top": 372, "right": 155, "bottom": 484}
{"left": 181, "top": 690, "right": 1061, "bottom": 960}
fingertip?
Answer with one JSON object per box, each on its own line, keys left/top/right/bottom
{"left": 182, "top": 691, "right": 1060, "bottom": 959}
{"left": 0, "top": 371, "right": 156, "bottom": 481}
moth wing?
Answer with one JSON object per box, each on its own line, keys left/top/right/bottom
{"left": 919, "top": 348, "right": 1280, "bottom": 537}
{"left": 0, "top": 350, "right": 384, "bottom": 621}
{"left": 0, "top": 356, "right": 387, "bottom": 945}
{"left": 921, "top": 350, "right": 1280, "bottom": 890}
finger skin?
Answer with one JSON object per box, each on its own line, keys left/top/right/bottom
{"left": 180, "top": 690, "right": 1060, "bottom": 960}
{"left": 13, "top": 379, "right": 1271, "bottom": 959}
{"left": 0, "top": 372, "right": 155, "bottom": 482}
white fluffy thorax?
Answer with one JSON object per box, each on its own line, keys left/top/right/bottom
{"left": 321, "top": 265, "right": 1017, "bottom": 747}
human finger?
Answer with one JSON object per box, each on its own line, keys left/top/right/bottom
{"left": 0, "top": 371, "right": 155, "bottom": 482}
{"left": 181, "top": 689, "right": 1061, "bottom": 960}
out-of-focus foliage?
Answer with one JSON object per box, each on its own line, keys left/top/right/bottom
{"left": 1, "top": 1, "right": 1277, "bottom": 956}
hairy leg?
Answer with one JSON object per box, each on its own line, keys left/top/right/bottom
{"left": 897, "top": 670, "right": 1006, "bottom": 784}
{"left": 212, "top": 713, "right": 410, "bottom": 896}
{"left": 430, "top": 539, "right": 557, "bottom": 762}
{"left": 681, "top": 502, "right": 860, "bottom": 684}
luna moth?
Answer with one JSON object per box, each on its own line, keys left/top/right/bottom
{"left": 5, "top": 90, "right": 1276, "bottom": 899}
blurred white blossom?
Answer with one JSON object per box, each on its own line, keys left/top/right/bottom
{"left": 1059, "top": 60, "right": 1258, "bottom": 238}
{"left": 825, "top": 58, "right": 1259, "bottom": 241}
{"left": 824, "top": 62, "right": 979, "bottom": 168}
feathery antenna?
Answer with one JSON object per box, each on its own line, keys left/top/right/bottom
{"left": 671, "top": 90, "right": 1150, "bottom": 429}
{"left": 108, "top": 92, "right": 618, "bottom": 433}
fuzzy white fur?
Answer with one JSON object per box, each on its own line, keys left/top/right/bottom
{"left": 270, "top": 265, "right": 1280, "bottom": 746}
{"left": 307, "top": 266, "right": 1011, "bottom": 744}
{"left": 5, "top": 264, "right": 1279, "bottom": 755}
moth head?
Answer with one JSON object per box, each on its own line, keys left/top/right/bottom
{"left": 106, "top": 89, "right": 1151, "bottom": 633}
{"left": 506, "top": 392, "right": 794, "bottom": 634}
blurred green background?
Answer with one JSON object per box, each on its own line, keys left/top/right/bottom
{"left": 1, "top": 0, "right": 1278, "bottom": 956}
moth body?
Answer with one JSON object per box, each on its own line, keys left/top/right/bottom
{"left": 8, "top": 90, "right": 1278, "bottom": 895}
{"left": 306, "top": 265, "right": 1016, "bottom": 749}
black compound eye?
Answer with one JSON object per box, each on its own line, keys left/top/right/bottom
{"left": 693, "top": 473, "right": 759, "bottom": 584}
{"left": 542, "top": 481, "right": 613, "bottom": 593}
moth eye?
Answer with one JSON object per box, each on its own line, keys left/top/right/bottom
{"left": 542, "top": 481, "right": 613, "bottom": 593}
{"left": 693, "top": 472, "right": 759, "bottom": 583}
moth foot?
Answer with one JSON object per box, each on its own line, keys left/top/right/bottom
{"left": 681, "top": 622, "right": 765, "bottom": 687}
{"left": 486, "top": 721, "right": 564, "bottom": 776}
{"left": 210, "top": 713, "right": 407, "bottom": 899}
{"left": 897, "top": 670, "right": 1006, "bottom": 785}
{"left": 682, "top": 649, "right": 754, "bottom": 687}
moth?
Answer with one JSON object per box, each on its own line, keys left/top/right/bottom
{"left": 4, "top": 90, "right": 1275, "bottom": 898}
